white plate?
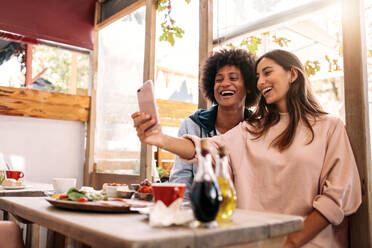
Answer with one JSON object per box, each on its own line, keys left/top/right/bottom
{"left": 1, "top": 185, "right": 31, "bottom": 190}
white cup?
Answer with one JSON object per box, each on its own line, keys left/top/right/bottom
{"left": 105, "top": 186, "right": 118, "bottom": 197}
{"left": 52, "top": 178, "right": 77, "bottom": 194}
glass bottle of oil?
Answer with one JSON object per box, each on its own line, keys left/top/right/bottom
{"left": 190, "top": 139, "right": 222, "bottom": 226}
{"left": 215, "top": 147, "right": 237, "bottom": 221}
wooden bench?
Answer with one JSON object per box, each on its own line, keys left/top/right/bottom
{"left": 154, "top": 99, "right": 197, "bottom": 175}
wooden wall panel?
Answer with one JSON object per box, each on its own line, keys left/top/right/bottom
{"left": 84, "top": 1, "right": 101, "bottom": 186}
{"left": 0, "top": 86, "right": 90, "bottom": 122}
{"left": 341, "top": 0, "right": 372, "bottom": 247}
{"left": 199, "top": 0, "right": 213, "bottom": 110}
{"left": 140, "top": 0, "right": 156, "bottom": 182}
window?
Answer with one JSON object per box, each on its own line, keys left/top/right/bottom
{"left": 154, "top": 0, "right": 199, "bottom": 137}
{"left": 0, "top": 40, "right": 89, "bottom": 96}
{"left": 94, "top": 6, "right": 146, "bottom": 175}
{"left": 214, "top": 0, "right": 345, "bottom": 119}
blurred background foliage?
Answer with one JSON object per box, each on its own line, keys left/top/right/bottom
{"left": 32, "top": 45, "right": 89, "bottom": 94}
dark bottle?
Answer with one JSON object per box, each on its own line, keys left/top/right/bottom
{"left": 190, "top": 139, "right": 222, "bottom": 224}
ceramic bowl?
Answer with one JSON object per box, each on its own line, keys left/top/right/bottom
{"left": 117, "top": 190, "right": 135, "bottom": 199}
{"left": 135, "top": 192, "right": 153, "bottom": 201}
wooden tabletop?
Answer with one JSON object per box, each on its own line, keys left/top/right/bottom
{"left": 0, "top": 181, "right": 53, "bottom": 196}
{"left": 0, "top": 197, "right": 303, "bottom": 248}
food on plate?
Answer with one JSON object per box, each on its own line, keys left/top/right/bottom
{"left": 131, "top": 184, "right": 140, "bottom": 191}
{"left": 134, "top": 179, "right": 153, "bottom": 201}
{"left": 138, "top": 185, "right": 152, "bottom": 193}
{"left": 1, "top": 178, "right": 23, "bottom": 186}
{"left": 137, "top": 179, "right": 152, "bottom": 193}
{"left": 136, "top": 183, "right": 153, "bottom": 201}
{"left": 102, "top": 183, "right": 129, "bottom": 193}
{"left": 54, "top": 187, "right": 108, "bottom": 202}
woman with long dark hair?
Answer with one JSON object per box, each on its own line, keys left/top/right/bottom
{"left": 132, "top": 49, "right": 361, "bottom": 247}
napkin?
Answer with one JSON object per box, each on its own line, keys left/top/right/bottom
{"left": 149, "top": 198, "right": 194, "bottom": 227}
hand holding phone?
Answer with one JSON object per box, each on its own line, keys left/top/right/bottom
{"left": 137, "top": 80, "right": 160, "bottom": 131}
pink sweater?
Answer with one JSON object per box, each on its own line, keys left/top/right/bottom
{"left": 184, "top": 113, "right": 361, "bottom": 247}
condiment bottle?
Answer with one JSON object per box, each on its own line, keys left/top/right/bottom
{"left": 215, "top": 147, "right": 237, "bottom": 221}
{"left": 190, "top": 139, "right": 222, "bottom": 226}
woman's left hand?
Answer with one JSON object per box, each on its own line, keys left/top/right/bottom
{"left": 282, "top": 237, "right": 296, "bottom": 248}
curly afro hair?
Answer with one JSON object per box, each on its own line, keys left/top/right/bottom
{"left": 201, "top": 48, "right": 258, "bottom": 107}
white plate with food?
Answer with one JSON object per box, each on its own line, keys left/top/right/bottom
{"left": 46, "top": 197, "right": 153, "bottom": 213}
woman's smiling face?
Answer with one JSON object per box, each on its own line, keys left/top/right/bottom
{"left": 213, "top": 65, "right": 247, "bottom": 109}
{"left": 256, "top": 57, "right": 294, "bottom": 113}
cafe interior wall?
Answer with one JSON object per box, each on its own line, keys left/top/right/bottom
{"left": 0, "top": 115, "right": 85, "bottom": 187}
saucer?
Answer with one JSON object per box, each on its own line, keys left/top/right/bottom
{"left": 1, "top": 185, "right": 31, "bottom": 190}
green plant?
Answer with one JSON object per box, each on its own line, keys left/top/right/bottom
{"left": 272, "top": 35, "right": 291, "bottom": 47}
{"left": 156, "top": 0, "right": 191, "bottom": 46}
{"left": 156, "top": 166, "right": 169, "bottom": 178}
{"left": 240, "top": 36, "right": 262, "bottom": 55}
{"left": 304, "top": 60, "right": 321, "bottom": 76}
{"left": 325, "top": 55, "right": 341, "bottom": 72}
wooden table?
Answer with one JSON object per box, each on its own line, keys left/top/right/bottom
{"left": 0, "top": 181, "right": 53, "bottom": 197}
{"left": 0, "top": 197, "right": 303, "bottom": 248}
{"left": 1, "top": 180, "right": 53, "bottom": 220}
{"left": 0, "top": 182, "right": 53, "bottom": 248}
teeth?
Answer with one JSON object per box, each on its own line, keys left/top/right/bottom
{"left": 220, "top": 90, "right": 235, "bottom": 96}
{"left": 262, "top": 87, "right": 272, "bottom": 94}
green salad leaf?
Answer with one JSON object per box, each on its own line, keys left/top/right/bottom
{"left": 64, "top": 187, "right": 108, "bottom": 201}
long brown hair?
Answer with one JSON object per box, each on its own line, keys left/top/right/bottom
{"left": 248, "top": 49, "right": 327, "bottom": 151}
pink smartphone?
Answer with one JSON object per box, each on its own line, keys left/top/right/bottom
{"left": 137, "top": 80, "right": 160, "bottom": 131}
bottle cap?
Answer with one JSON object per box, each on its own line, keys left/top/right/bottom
{"left": 218, "top": 147, "right": 227, "bottom": 157}
{"left": 200, "top": 139, "right": 209, "bottom": 153}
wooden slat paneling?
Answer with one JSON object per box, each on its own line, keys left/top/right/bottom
{"left": 158, "top": 109, "right": 195, "bottom": 119}
{"left": 341, "top": 0, "right": 372, "bottom": 246}
{"left": 159, "top": 119, "right": 182, "bottom": 127}
{"left": 156, "top": 99, "right": 197, "bottom": 112}
{"left": 95, "top": 150, "right": 140, "bottom": 160}
{"left": 95, "top": 161, "right": 138, "bottom": 171}
{"left": 0, "top": 86, "right": 90, "bottom": 122}
{"left": 199, "top": 0, "right": 213, "bottom": 110}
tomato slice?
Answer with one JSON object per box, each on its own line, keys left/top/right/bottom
{"left": 77, "top": 197, "right": 88, "bottom": 202}
{"left": 58, "top": 194, "right": 68, "bottom": 200}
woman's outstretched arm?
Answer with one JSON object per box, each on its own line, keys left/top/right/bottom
{"left": 131, "top": 112, "right": 196, "bottom": 160}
